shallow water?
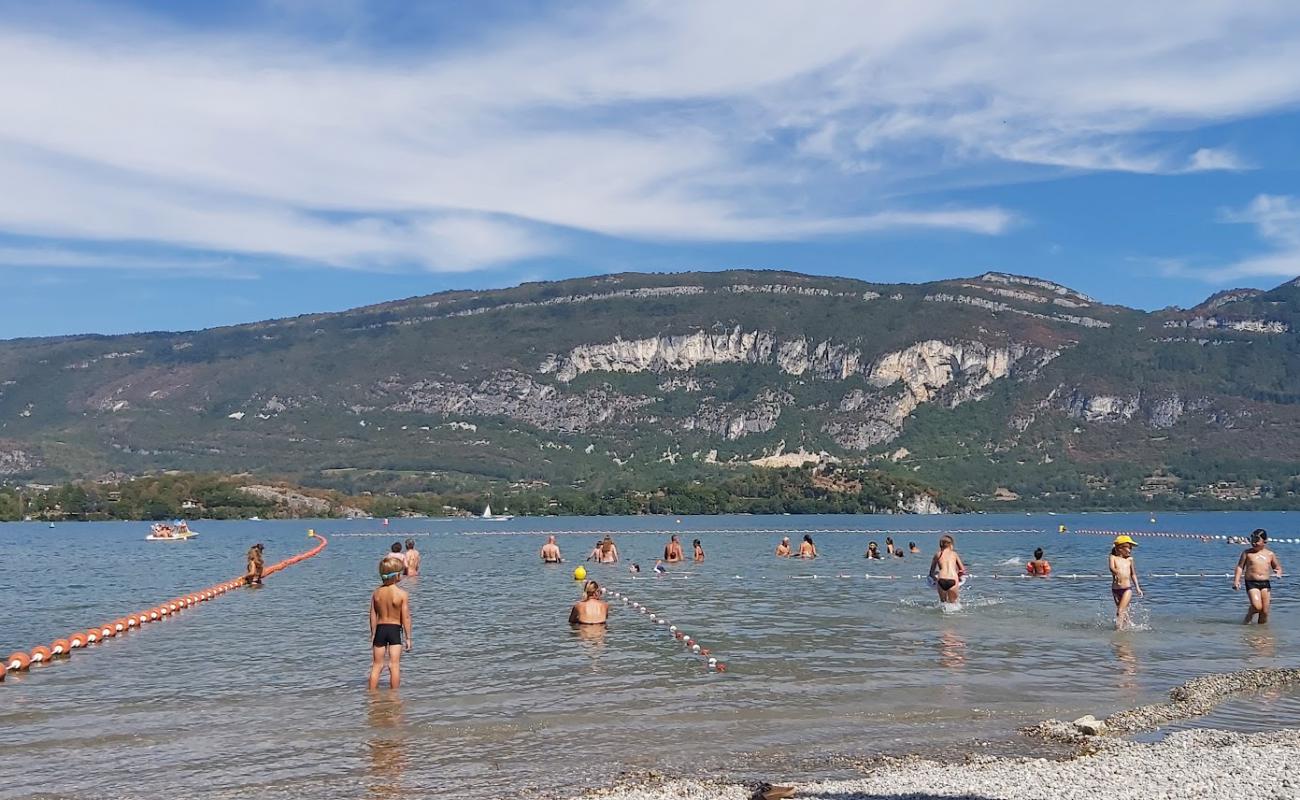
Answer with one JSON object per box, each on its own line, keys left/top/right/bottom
{"left": 1, "top": 512, "right": 1297, "bottom": 799}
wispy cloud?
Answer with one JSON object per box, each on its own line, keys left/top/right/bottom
{"left": 1161, "top": 195, "right": 1300, "bottom": 282}
{"left": 0, "top": 2, "right": 1296, "bottom": 274}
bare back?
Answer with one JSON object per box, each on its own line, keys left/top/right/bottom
{"left": 569, "top": 597, "right": 608, "bottom": 624}
{"left": 371, "top": 584, "right": 408, "bottom": 626}
{"left": 405, "top": 549, "right": 421, "bottom": 575}
{"left": 933, "top": 549, "right": 960, "bottom": 580}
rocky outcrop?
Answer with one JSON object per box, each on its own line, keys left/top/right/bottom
{"left": 0, "top": 444, "right": 39, "bottom": 475}
{"left": 383, "top": 370, "right": 653, "bottom": 432}
{"left": 239, "top": 485, "right": 366, "bottom": 518}
{"left": 924, "top": 293, "right": 1110, "bottom": 328}
{"left": 976, "top": 272, "right": 1096, "bottom": 303}
{"left": 684, "top": 389, "right": 791, "bottom": 440}
{"left": 824, "top": 340, "right": 1046, "bottom": 450}
{"left": 541, "top": 328, "right": 777, "bottom": 382}
{"left": 1164, "top": 316, "right": 1291, "bottom": 334}
{"left": 1061, "top": 390, "right": 1211, "bottom": 428}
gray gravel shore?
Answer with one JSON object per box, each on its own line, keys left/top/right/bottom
{"left": 578, "top": 728, "right": 1300, "bottom": 800}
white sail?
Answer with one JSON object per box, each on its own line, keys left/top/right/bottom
{"left": 482, "top": 504, "right": 492, "bottom": 518}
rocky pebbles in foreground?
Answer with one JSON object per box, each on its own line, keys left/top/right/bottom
{"left": 578, "top": 728, "right": 1300, "bottom": 800}
{"left": 1027, "top": 667, "right": 1300, "bottom": 742}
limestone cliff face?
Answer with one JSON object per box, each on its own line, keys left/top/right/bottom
{"left": 684, "top": 389, "right": 791, "bottom": 440}
{"left": 1059, "top": 390, "right": 1212, "bottom": 429}
{"left": 826, "top": 340, "right": 1048, "bottom": 450}
{"left": 0, "top": 443, "right": 39, "bottom": 475}
{"left": 383, "top": 371, "right": 653, "bottom": 432}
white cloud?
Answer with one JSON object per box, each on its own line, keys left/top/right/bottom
{"left": 0, "top": 2, "right": 1296, "bottom": 273}
{"left": 1168, "top": 195, "right": 1300, "bottom": 282}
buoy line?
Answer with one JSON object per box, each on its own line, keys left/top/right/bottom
{"left": 330, "top": 531, "right": 434, "bottom": 538}
{"left": 787, "top": 571, "right": 1243, "bottom": 581}
{"left": 462, "top": 527, "right": 1045, "bottom": 536}
{"left": 601, "top": 585, "right": 728, "bottom": 673}
{"left": 2, "top": 531, "right": 328, "bottom": 683}
{"left": 1069, "top": 529, "right": 1299, "bottom": 544}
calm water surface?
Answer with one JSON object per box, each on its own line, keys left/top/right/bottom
{"left": 1, "top": 512, "right": 1297, "bottom": 799}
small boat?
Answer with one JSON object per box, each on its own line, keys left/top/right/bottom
{"left": 146, "top": 520, "right": 199, "bottom": 541}
{"left": 480, "top": 504, "right": 514, "bottom": 521}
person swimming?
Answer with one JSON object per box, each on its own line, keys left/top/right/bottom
{"left": 693, "top": 539, "right": 705, "bottom": 562}
{"left": 909, "top": 542, "right": 920, "bottom": 554}
{"left": 568, "top": 580, "right": 608, "bottom": 625}
{"left": 541, "top": 535, "right": 563, "bottom": 564}
{"left": 866, "top": 541, "right": 882, "bottom": 559}
{"left": 775, "top": 537, "right": 792, "bottom": 557}
{"left": 664, "top": 534, "right": 684, "bottom": 563}
{"left": 587, "top": 536, "right": 619, "bottom": 563}
{"left": 798, "top": 534, "right": 817, "bottom": 559}
{"left": 1026, "top": 547, "right": 1051, "bottom": 576}
{"left": 1109, "top": 536, "right": 1143, "bottom": 630}
{"left": 653, "top": 559, "right": 668, "bottom": 574}
{"left": 404, "top": 538, "right": 421, "bottom": 576}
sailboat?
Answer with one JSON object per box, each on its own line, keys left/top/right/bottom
{"left": 480, "top": 503, "right": 514, "bottom": 522}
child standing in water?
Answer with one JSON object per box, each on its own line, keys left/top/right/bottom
{"left": 929, "top": 535, "right": 966, "bottom": 604}
{"left": 1109, "top": 536, "right": 1143, "bottom": 630}
{"left": 1233, "top": 529, "right": 1283, "bottom": 624}
{"left": 369, "top": 556, "right": 412, "bottom": 690}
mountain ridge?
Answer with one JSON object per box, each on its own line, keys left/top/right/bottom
{"left": 2, "top": 269, "right": 1298, "bottom": 509}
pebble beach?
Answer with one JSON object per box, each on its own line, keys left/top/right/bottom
{"left": 579, "top": 727, "right": 1300, "bottom": 800}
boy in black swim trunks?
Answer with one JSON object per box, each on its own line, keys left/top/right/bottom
{"left": 369, "top": 556, "right": 412, "bottom": 690}
{"left": 1233, "top": 529, "right": 1283, "bottom": 625}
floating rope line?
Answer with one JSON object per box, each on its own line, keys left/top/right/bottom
{"left": 1069, "top": 529, "right": 1300, "bottom": 544}
{"left": 2, "top": 532, "right": 328, "bottom": 683}
{"left": 463, "top": 527, "right": 1045, "bottom": 536}
{"left": 602, "top": 586, "right": 727, "bottom": 672}
{"left": 329, "top": 532, "right": 434, "bottom": 538}
{"left": 785, "top": 571, "right": 1246, "bottom": 581}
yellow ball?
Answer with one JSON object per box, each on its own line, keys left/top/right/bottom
{"left": 573, "top": 566, "right": 587, "bottom": 581}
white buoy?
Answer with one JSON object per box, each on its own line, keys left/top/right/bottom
{"left": 692, "top": 644, "right": 701, "bottom": 653}
{"left": 669, "top": 625, "right": 677, "bottom": 632}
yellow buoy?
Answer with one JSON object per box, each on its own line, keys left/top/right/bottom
{"left": 573, "top": 566, "right": 587, "bottom": 581}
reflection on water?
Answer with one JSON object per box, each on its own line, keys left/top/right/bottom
{"left": 1244, "top": 628, "right": 1277, "bottom": 660}
{"left": 938, "top": 627, "right": 967, "bottom": 670}
{"left": 1111, "top": 636, "right": 1139, "bottom": 695}
{"left": 366, "top": 696, "right": 406, "bottom": 800}
{"left": 2, "top": 512, "right": 1298, "bottom": 800}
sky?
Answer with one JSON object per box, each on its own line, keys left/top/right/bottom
{"left": 3, "top": 0, "right": 1300, "bottom": 339}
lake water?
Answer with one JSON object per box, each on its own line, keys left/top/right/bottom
{"left": 1, "top": 512, "right": 1298, "bottom": 799}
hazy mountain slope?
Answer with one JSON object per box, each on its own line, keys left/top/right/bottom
{"left": 2, "top": 270, "right": 1297, "bottom": 507}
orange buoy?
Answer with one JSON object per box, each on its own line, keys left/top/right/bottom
{"left": 7, "top": 652, "right": 31, "bottom": 671}
{"left": 30, "top": 645, "right": 52, "bottom": 664}
{"left": 68, "top": 632, "right": 86, "bottom": 649}
{"left": 85, "top": 629, "right": 100, "bottom": 644}
{"left": 113, "top": 620, "right": 127, "bottom": 633}
{"left": 51, "top": 639, "right": 71, "bottom": 657}
{"left": 148, "top": 609, "right": 160, "bottom": 621}
{"left": 98, "top": 624, "right": 116, "bottom": 639}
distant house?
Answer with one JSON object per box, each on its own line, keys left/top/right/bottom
{"left": 181, "top": 499, "right": 203, "bottom": 511}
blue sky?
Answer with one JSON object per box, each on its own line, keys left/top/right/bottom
{"left": 3, "top": 1, "right": 1300, "bottom": 338}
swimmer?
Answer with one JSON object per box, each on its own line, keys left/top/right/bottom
{"left": 1233, "top": 529, "right": 1283, "bottom": 625}
{"left": 569, "top": 580, "right": 608, "bottom": 625}
{"left": 653, "top": 559, "right": 668, "bottom": 574}
{"left": 929, "top": 535, "right": 965, "bottom": 604}
{"left": 386, "top": 541, "right": 407, "bottom": 574}
{"left": 693, "top": 539, "right": 705, "bottom": 562}
{"left": 909, "top": 542, "right": 920, "bottom": 554}
{"left": 775, "top": 537, "right": 792, "bottom": 557}
{"left": 894, "top": 549, "right": 905, "bottom": 559}
{"left": 598, "top": 535, "right": 619, "bottom": 563}
{"left": 799, "top": 534, "right": 817, "bottom": 559}
{"left": 1109, "top": 536, "right": 1143, "bottom": 630}
{"left": 1026, "top": 547, "right": 1052, "bottom": 576}
{"left": 885, "top": 537, "right": 896, "bottom": 557}
{"left": 369, "top": 556, "right": 412, "bottom": 690}
{"left": 404, "top": 538, "right": 421, "bottom": 576}
{"left": 629, "top": 563, "right": 641, "bottom": 574}
{"left": 664, "top": 534, "right": 685, "bottom": 563}
{"left": 586, "top": 539, "right": 602, "bottom": 562}
{"left": 245, "top": 543, "right": 264, "bottom": 585}
{"left": 866, "top": 541, "right": 882, "bottom": 559}
{"left": 541, "top": 535, "right": 563, "bottom": 564}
